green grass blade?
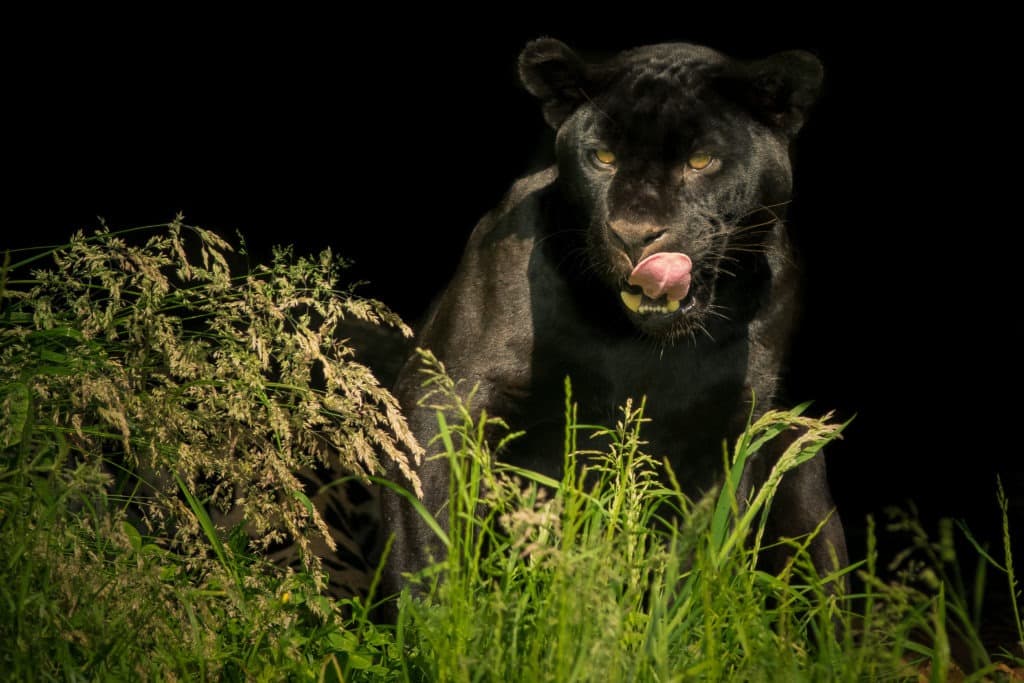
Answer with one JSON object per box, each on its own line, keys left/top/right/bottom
{"left": 173, "top": 471, "right": 242, "bottom": 589}
{"left": 371, "top": 476, "right": 450, "bottom": 549}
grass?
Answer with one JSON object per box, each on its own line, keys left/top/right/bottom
{"left": 384, "top": 353, "right": 1022, "bottom": 682}
{"left": 1, "top": 224, "right": 1021, "bottom": 681}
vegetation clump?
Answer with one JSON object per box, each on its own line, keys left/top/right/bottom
{"left": 0, "top": 221, "right": 419, "bottom": 678}
{"left": 1, "top": 223, "right": 1019, "bottom": 680}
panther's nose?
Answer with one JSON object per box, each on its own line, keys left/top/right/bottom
{"left": 609, "top": 220, "right": 667, "bottom": 263}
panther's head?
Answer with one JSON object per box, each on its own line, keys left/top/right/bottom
{"left": 519, "top": 39, "right": 822, "bottom": 340}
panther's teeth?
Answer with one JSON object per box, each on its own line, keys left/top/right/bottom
{"left": 622, "top": 290, "right": 686, "bottom": 315}
{"left": 620, "top": 290, "right": 642, "bottom": 313}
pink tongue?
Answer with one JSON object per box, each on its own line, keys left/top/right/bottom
{"left": 628, "top": 252, "right": 693, "bottom": 301}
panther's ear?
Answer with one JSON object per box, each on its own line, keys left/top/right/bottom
{"left": 519, "top": 38, "right": 589, "bottom": 129}
{"left": 717, "top": 50, "right": 823, "bottom": 137}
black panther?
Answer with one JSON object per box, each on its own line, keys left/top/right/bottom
{"left": 379, "top": 38, "right": 847, "bottom": 606}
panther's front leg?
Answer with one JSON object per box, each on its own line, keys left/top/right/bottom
{"left": 377, "top": 368, "right": 521, "bottom": 618}
{"left": 378, "top": 400, "right": 451, "bottom": 593}
{"left": 737, "top": 428, "right": 849, "bottom": 586}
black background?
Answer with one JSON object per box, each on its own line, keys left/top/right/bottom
{"left": 7, "top": 13, "right": 1021, "bottom": 568}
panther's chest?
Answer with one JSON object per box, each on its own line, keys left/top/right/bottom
{"left": 504, "top": 326, "right": 752, "bottom": 492}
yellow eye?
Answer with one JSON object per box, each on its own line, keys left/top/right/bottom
{"left": 594, "top": 149, "right": 617, "bottom": 165}
{"left": 688, "top": 152, "right": 714, "bottom": 170}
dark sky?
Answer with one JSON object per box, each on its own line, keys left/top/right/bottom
{"left": 7, "top": 15, "right": 1021, "bottom": 559}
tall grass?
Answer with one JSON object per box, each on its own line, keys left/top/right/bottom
{"left": 1, "top": 224, "right": 1020, "bottom": 680}
{"left": 384, "top": 352, "right": 1023, "bottom": 682}
{"left": 0, "top": 222, "right": 418, "bottom": 679}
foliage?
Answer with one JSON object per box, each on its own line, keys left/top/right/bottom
{"left": 1, "top": 225, "right": 1019, "bottom": 680}
{"left": 0, "top": 222, "right": 420, "bottom": 678}
{"left": 376, "top": 350, "right": 1022, "bottom": 681}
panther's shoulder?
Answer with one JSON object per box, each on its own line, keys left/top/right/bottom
{"left": 468, "top": 166, "right": 557, "bottom": 248}
{"left": 503, "top": 166, "right": 558, "bottom": 211}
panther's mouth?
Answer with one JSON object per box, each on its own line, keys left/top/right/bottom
{"left": 619, "top": 251, "right": 696, "bottom": 317}
{"left": 619, "top": 288, "right": 697, "bottom": 316}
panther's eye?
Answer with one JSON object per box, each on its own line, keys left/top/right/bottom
{"left": 687, "top": 152, "right": 714, "bottom": 170}
{"left": 594, "top": 149, "right": 617, "bottom": 166}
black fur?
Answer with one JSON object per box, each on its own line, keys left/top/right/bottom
{"left": 379, "top": 39, "right": 846, "bottom": 611}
